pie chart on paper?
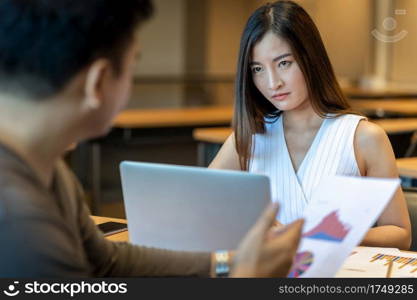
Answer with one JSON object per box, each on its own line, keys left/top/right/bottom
{"left": 288, "top": 251, "right": 314, "bottom": 278}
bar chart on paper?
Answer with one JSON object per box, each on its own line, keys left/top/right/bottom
{"left": 289, "top": 211, "right": 350, "bottom": 277}
{"left": 286, "top": 176, "right": 400, "bottom": 278}
{"left": 336, "top": 247, "right": 417, "bottom": 277}
{"left": 370, "top": 253, "right": 417, "bottom": 276}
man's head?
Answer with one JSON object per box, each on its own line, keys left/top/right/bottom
{"left": 0, "top": 0, "right": 153, "bottom": 138}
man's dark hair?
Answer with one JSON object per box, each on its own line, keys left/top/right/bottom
{"left": 0, "top": 0, "right": 153, "bottom": 99}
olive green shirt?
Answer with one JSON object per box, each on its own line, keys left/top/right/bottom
{"left": 0, "top": 144, "right": 211, "bottom": 277}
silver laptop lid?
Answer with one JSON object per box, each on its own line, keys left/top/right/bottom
{"left": 120, "top": 161, "right": 271, "bottom": 252}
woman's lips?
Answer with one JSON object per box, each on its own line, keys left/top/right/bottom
{"left": 272, "top": 92, "right": 290, "bottom": 101}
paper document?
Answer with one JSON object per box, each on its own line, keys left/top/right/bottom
{"left": 288, "top": 176, "right": 400, "bottom": 278}
{"left": 336, "top": 247, "right": 417, "bottom": 278}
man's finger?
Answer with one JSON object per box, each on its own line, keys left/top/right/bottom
{"left": 251, "top": 202, "right": 280, "bottom": 235}
{"left": 271, "top": 219, "right": 304, "bottom": 251}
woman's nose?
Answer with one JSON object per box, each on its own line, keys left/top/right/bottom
{"left": 268, "top": 71, "right": 284, "bottom": 90}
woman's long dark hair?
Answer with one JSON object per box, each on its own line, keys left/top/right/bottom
{"left": 234, "top": 0, "right": 357, "bottom": 170}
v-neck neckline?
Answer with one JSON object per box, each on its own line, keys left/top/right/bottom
{"left": 280, "top": 115, "right": 326, "bottom": 177}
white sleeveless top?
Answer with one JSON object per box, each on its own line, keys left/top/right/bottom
{"left": 249, "top": 113, "right": 366, "bottom": 224}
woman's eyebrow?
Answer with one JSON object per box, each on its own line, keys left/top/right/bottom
{"left": 272, "top": 53, "right": 292, "bottom": 62}
{"left": 250, "top": 53, "right": 292, "bottom": 65}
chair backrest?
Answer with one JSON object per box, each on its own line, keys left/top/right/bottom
{"left": 404, "top": 191, "right": 417, "bottom": 251}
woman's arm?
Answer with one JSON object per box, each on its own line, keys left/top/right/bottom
{"left": 354, "top": 120, "right": 412, "bottom": 250}
{"left": 209, "top": 133, "right": 242, "bottom": 170}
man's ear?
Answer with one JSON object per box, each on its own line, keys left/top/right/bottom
{"left": 83, "top": 59, "right": 110, "bottom": 111}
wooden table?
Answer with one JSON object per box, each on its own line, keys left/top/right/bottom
{"left": 350, "top": 99, "right": 417, "bottom": 117}
{"left": 91, "top": 216, "right": 129, "bottom": 242}
{"left": 193, "top": 119, "right": 417, "bottom": 143}
{"left": 193, "top": 127, "right": 233, "bottom": 144}
{"left": 86, "top": 106, "right": 233, "bottom": 214}
{"left": 112, "top": 100, "right": 417, "bottom": 126}
{"left": 343, "top": 86, "right": 417, "bottom": 99}
{"left": 192, "top": 127, "right": 232, "bottom": 166}
{"left": 112, "top": 100, "right": 417, "bottom": 130}
{"left": 114, "top": 106, "right": 233, "bottom": 129}
{"left": 373, "top": 118, "right": 417, "bottom": 134}
{"left": 112, "top": 100, "right": 417, "bottom": 129}
{"left": 396, "top": 157, "right": 417, "bottom": 179}
{"left": 193, "top": 119, "right": 417, "bottom": 166}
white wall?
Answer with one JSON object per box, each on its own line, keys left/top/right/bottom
{"left": 205, "top": 0, "right": 252, "bottom": 76}
{"left": 130, "top": 0, "right": 186, "bottom": 108}
{"left": 135, "top": 0, "right": 186, "bottom": 76}
{"left": 129, "top": 0, "right": 385, "bottom": 108}
{"left": 391, "top": 0, "right": 417, "bottom": 84}
{"left": 307, "top": 0, "right": 372, "bottom": 81}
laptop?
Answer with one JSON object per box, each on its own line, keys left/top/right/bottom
{"left": 120, "top": 161, "right": 271, "bottom": 251}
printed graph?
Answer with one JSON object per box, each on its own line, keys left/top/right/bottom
{"left": 370, "top": 253, "right": 417, "bottom": 274}
{"left": 288, "top": 251, "right": 314, "bottom": 278}
{"left": 302, "top": 210, "right": 351, "bottom": 242}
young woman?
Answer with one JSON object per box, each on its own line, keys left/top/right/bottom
{"left": 210, "top": 0, "right": 411, "bottom": 250}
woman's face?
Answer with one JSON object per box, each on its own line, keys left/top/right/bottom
{"left": 250, "top": 31, "right": 309, "bottom": 112}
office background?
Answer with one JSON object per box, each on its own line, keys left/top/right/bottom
{"left": 68, "top": 0, "right": 417, "bottom": 223}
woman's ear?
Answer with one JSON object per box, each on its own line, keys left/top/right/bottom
{"left": 82, "top": 59, "right": 111, "bottom": 111}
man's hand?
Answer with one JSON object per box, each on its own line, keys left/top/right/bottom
{"left": 231, "top": 203, "right": 304, "bottom": 277}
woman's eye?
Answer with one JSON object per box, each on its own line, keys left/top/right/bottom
{"left": 278, "top": 60, "right": 292, "bottom": 69}
{"left": 251, "top": 66, "right": 263, "bottom": 73}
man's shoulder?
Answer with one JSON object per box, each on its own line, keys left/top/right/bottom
{"left": 0, "top": 158, "right": 89, "bottom": 277}
{"left": 0, "top": 156, "right": 53, "bottom": 219}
